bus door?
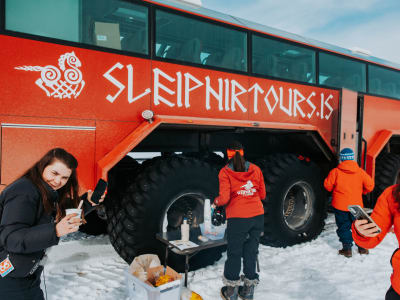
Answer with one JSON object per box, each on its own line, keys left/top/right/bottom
{"left": 338, "top": 89, "right": 359, "bottom": 162}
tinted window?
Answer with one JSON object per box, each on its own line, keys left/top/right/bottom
{"left": 156, "top": 10, "right": 247, "bottom": 72}
{"left": 319, "top": 53, "right": 366, "bottom": 92}
{"left": 6, "top": 0, "right": 80, "bottom": 42}
{"left": 252, "top": 35, "right": 316, "bottom": 83}
{"left": 6, "top": 0, "right": 148, "bottom": 54}
{"left": 369, "top": 65, "right": 400, "bottom": 99}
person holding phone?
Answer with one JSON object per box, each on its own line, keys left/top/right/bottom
{"left": 0, "top": 148, "right": 105, "bottom": 300}
{"left": 324, "top": 148, "right": 374, "bottom": 257}
{"left": 213, "top": 141, "right": 266, "bottom": 300}
{"left": 353, "top": 173, "right": 400, "bottom": 300}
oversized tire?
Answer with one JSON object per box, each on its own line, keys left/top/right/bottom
{"left": 182, "top": 151, "right": 225, "bottom": 168}
{"left": 373, "top": 153, "right": 400, "bottom": 206}
{"left": 109, "top": 156, "right": 224, "bottom": 272}
{"left": 258, "top": 154, "right": 327, "bottom": 247}
{"left": 104, "top": 156, "right": 140, "bottom": 244}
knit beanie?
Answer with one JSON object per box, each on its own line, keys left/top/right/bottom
{"left": 340, "top": 148, "right": 354, "bottom": 161}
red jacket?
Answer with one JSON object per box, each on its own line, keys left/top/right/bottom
{"left": 324, "top": 160, "right": 374, "bottom": 211}
{"left": 214, "top": 162, "right": 266, "bottom": 219}
{"left": 352, "top": 185, "right": 400, "bottom": 294}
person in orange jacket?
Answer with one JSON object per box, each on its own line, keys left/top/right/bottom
{"left": 324, "top": 148, "right": 374, "bottom": 257}
{"left": 213, "top": 141, "right": 266, "bottom": 300}
{"left": 353, "top": 174, "right": 400, "bottom": 300}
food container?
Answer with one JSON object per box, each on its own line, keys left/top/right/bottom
{"left": 125, "top": 266, "right": 182, "bottom": 300}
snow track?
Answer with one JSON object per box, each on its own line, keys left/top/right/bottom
{"left": 43, "top": 235, "right": 128, "bottom": 300}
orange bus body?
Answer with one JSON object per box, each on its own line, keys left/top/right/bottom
{"left": 363, "top": 95, "right": 400, "bottom": 178}
{"left": 0, "top": 35, "right": 341, "bottom": 190}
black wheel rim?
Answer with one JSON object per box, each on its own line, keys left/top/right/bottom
{"left": 161, "top": 192, "right": 206, "bottom": 232}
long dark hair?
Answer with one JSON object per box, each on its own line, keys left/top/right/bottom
{"left": 228, "top": 141, "right": 245, "bottom": 172}
{"left": 393, "top": 172, "right": 400, "bottom": 208}
{"left": 20, "top": 148, "right": 79, "bottom": 220}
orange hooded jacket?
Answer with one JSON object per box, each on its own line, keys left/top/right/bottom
{"left": 324, "top": 160, "right": 374, "bottom": 211}
{"left": 214, "top": 162, "right": 266, "bottom": 219}
{"left": 352, "top": 185, "right": 400, "bottom": 294}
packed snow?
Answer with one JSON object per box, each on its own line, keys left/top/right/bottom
{"left": 43, "top": 214, "right": 397, "bottom": 300}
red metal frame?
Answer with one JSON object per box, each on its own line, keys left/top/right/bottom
{"left": 362, "top": 95, "right": 400, "bottom": 177}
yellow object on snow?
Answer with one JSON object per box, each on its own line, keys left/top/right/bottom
{"left": 181, "top": 287, "right": 203, "bottom": 300}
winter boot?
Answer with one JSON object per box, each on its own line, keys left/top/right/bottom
{"left": 221, "top": 286, "right": 239, "bottom": 300}
{"left": 238, "top": 277, "right": 259, "bottom": 300}
{"left": 221, "top": 277, "right": 240, "bottom": 300}
{"left": 358, "top": 247, "right": 369, "bottom": 255}
{"left": 338, "top": 248, "right": 352, "bottom": 258}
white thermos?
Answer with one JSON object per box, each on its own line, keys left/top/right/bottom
{"left": 181, "top": 218, "right": 190, "bottom": 241}
{"left": 204, "top": 199, "right": 212, "bottom": 233}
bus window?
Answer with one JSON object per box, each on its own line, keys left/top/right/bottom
{"left": 319, "top": 52, "right": 366, "bottom": 92}
{"left": 6, "top": 0, "right": 80, "bottom": 42}
{"left": 252, "top": 35, "right": 316, "bottom": 83}
{"left": 6, "top": 0, "right": 149, "bottom": 55}
{"left": 82, "top": 1, "right": 148, "bottom": 54}
{"left": 155, "top": 10, "right": 247, "bottom": 72}
{"left": 369, "top": 65, "right": 400, "bottom": 99}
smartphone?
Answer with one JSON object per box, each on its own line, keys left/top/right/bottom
{"left": 91, "top": 179, "right": 107, "bottom": 204}
{"left": 348, "top": 205, "right": 381, "bottom": 234}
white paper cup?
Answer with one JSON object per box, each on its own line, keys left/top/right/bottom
{"left": 65, "top": 208, "right": 82, "bottom": 221}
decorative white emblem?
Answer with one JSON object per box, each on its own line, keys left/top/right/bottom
{"left": 241, "top": 180, "right": 254, "bottom": 190}
{"left": 237, "top": 180, "right": 257, "bottom": 196}
{"left": 15, "top": 52, "right": 85, "bottom": 99}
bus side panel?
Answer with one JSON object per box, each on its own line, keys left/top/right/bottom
{"left": 248, "top": 77, "right": 340, "bottom": 151}
{"left": 94, "top": 120, "right": 142, "bottom": 167}
{"left": 338, "top": 89, "right": 358, "bottom": 156}
{"left": 150, "top": 61, "right": 249, "bottom": 120}
{"left": 363, "top": 95, "right": 400, "bottom": 175}
{"left": 0, "top": 116, "right": 95, "bottom": 191}
{"left": 0, "top": 35, "right": 151, "bottom": 122}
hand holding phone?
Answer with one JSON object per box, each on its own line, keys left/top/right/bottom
{"left": 90, "top": 179, "right": 108, "bottom": 205}
{"left": 348, "top": 205, "right": 381, "bottom": 234}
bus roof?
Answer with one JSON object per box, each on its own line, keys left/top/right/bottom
{"left": 147, "top": 0, "right": 400, "bottom": 71}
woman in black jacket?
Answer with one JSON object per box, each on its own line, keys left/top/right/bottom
{"left": 0, "top": 148, "right": 103, "bottom": 300}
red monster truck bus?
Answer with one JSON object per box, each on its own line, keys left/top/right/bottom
{"left": 1, "top": 0, "right": 400, "bottom": 270}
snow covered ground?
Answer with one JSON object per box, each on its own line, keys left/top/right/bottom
{"left": 43, "top": 214, "right": 397, "bottom": 300}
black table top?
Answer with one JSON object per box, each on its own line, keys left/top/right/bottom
{"left": 156, "top": 227, "right": 227, "bottom": 255}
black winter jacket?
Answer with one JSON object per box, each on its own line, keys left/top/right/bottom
{"left": 0, "top": 177, "right": 59, "bottom": 273}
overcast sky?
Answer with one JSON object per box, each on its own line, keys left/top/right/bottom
{"left": 201, "top": 0, "right": 400, "bottom": 65}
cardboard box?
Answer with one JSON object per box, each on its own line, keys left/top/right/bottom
{"left": 125, "top": 266, "right": 182, "bottom": 300}
{"left": 94, "top": 21, "right": 121, "bottom": 50}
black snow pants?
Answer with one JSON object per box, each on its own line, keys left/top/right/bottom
{"left": 224, "top": 214, "right": 264, "bottom": 281}
{"left": 386, "top": 286, "right": 400, "bottom": 300}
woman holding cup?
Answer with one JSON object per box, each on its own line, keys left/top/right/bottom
{"left": 0, "top": 148, "right": 105, "bottom": 300}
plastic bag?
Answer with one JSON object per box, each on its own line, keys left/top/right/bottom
{"left": 200, "top": 222, "right": 226, "bottom": 240}
{"left": 129, "top": 254, "right": 161, "bottom": 282}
